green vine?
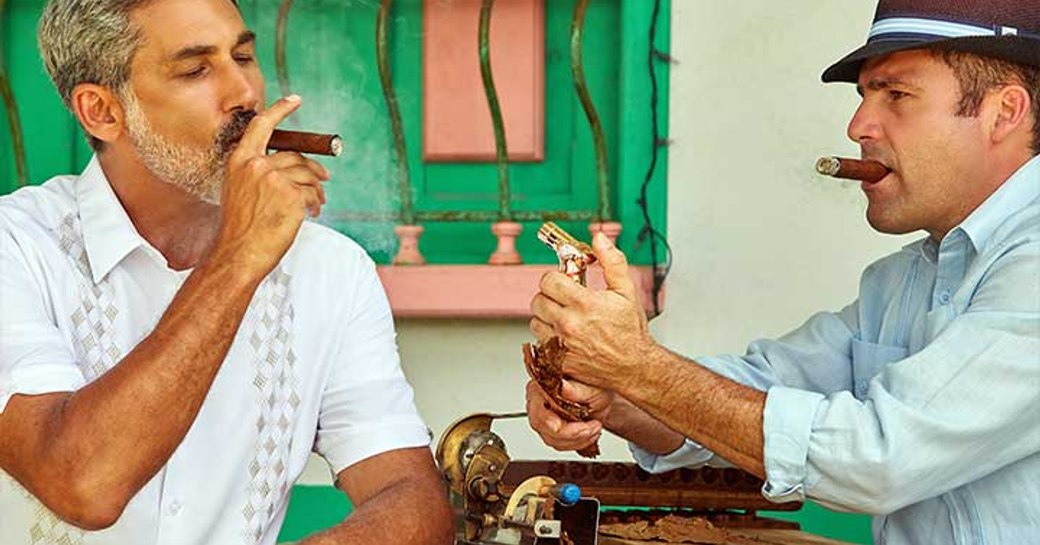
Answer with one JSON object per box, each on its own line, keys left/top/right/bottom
{"left": 479, "top": 0, "right": 512, "bottom": 221}
{"left": 571, "top": 0, "right": 611, "bottom": 220}
{"left": 0, "top": 0, "right": 29, "bottom": 187}
{"left": 377, "top": 0, "right": 415, "bottom": 225}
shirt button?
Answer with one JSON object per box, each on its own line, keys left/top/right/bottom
{"left": 938, "top": 291, "right": 951, "bottom": 304}
{"left": 168, "top": 501, "right": 182, "bottom": 516}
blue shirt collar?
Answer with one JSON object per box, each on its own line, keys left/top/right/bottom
{"left": 955, "top": 155, "right": 1040, "bottom": 254}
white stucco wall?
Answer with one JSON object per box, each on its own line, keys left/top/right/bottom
{"left": 300, "top": 0, "right": 917, "bottom": 484}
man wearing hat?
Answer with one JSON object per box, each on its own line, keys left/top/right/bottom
{"left": 525, "top": 0, "right": 1039, "bottom": 543}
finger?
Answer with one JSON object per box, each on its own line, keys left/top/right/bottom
{"left": 265, "top": 152, "right": 331, "bottom": 180}
{"left": 592, "top": 232, "right": 638, "bottom": 302}
{"left": 273, "top": 169, "right": 327, "bottom": 207}
{"left": 560, "top": 379, "right": 598, "bottom": 404}
{"left": 236, "top": 95, "right": 303, "bottom": 159}
{"left": 534, "top": 419, "right": 601, "bottom": 451}
{"left": 530, "top": 293, "right": 564, "bottom": 326}
{"left": 529, "top": 317, "right": 554, "bottom": 342}
{"left": 539, "top": 271, "right": 586, "bottom": 306}
{"left": 527, "top": 386, "right": 565, "bottom": 434}
{"left": 288, "top": 183, "right": 322, "bottom": 218}
{"left": 548, "top": 421, "right": 602, "bottom": 447}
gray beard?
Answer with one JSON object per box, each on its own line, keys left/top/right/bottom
{"left": 121, "top": 91, "right": 229, "bottom": 204}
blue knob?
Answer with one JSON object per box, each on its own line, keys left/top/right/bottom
{"left": 555, "top": 483, "right": 581, "bottom": 506}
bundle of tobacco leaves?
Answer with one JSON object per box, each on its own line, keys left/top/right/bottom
{"left": 522, "top": 336, "right": 600, "bottom": 458}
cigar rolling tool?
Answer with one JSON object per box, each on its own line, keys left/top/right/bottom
{"left": 537, "top": 222, "right": 596, "bottom": 287}
{"left": 436, "top": 413, "right": 600, "bottom": 545}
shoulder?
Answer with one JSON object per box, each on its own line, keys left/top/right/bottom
{"left": 290, "top": 221, "right": 372, "bottom": 267}
{"left": 0, "top": 176, "right": 79, "bottom": 252}
{"left": 280, "top": 222, "right": 378, "bottom": 290}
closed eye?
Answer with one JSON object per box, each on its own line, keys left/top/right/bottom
{"left": 182, "top": 66, "right": 208, "bottom": 79}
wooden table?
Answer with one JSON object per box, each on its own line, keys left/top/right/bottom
{"left": 600, "top": 528, "right": 854, "bottom": 545}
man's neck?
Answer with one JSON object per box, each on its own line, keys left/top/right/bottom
{"left": 927, "top": 149, "right": 1034, "bottom": 242}
{"left": 97, "top": 152, "right": 221, "bottom": 271}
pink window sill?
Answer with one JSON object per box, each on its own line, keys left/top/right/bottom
{"left": 376, "top": 265, "right": 664, "bottom": 318}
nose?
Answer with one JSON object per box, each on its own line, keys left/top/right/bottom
{"left": 846, "top": 98, "right": 880, "bottom": 145}
{"left": 221, "top": 62, "right": 260, "bottom": 114}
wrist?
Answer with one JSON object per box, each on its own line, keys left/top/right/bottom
{"left": 204, "top": 240, "right": 273, "bottom": 284}
{"left": 614, "top": 338, "right": 667, "bottom": 398}
{"left": 195, "top": 242, "right": 269, "bottom": 293}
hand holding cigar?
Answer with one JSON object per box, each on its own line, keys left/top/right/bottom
{"left": 816, "top": 156, "right": 889, "bottom": 183}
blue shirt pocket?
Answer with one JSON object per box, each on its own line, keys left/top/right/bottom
{"left": 851, "top": 337, "right": 908, "bottom": 400}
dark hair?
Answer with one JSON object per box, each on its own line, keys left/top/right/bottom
{"left": 931, "top": 47, "right": 1040, "bottom": 155}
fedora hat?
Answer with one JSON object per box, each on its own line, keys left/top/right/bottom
{"left": 822, "top": 0, "right": 1040, "bottom": 83}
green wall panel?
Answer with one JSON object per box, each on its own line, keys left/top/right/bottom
{"left": 0, "top": 0, "right": 668, "bottom": 265}
{"left": 1, "top": 2, "right": 869, "bottom": 543}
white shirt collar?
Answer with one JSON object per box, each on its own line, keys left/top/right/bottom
{"left": 75, "top": 155, "right": 148, "bottom": 283}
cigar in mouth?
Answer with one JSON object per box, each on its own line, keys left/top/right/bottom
{"left": 816, "top": 157, "right": 889, "bottom": 183}
{"left": 267, "top": 129, "right": 343, "bottom": 157}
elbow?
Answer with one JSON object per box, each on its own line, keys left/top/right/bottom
{"left": 812, "top": 465, "right": 911, "bottom": 516}
{"left": 50, "top": 475, "right": 131, "bottom": 530}
{"left": 427, "top": 486, "right": 455, "bottom": 545}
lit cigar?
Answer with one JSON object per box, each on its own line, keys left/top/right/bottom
{"left": 816, "top": 157, "right": 889, "bottom": 183}
{"left": 267, "top": 129, "right": 342, "bottom": 156}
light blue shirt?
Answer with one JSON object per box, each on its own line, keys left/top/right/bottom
{"left": 632, "top": 155, "right": 1040, "bottom": 544}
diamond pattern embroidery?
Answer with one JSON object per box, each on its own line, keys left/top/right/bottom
{"left": 58, "top": 214, "right": 122, "bottom": 382}
{"left": 242, "top": 269, "right": 300, "bottom": 544}
{"left": 1, "top": 472, "right": 85, "bottom": 545}
{"left": 2, "top": 214, "right": 122, "bottom": 544}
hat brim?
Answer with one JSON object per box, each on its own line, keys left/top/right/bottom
{"left": 822, "top": 36, "right": 1040, "bottom": 83}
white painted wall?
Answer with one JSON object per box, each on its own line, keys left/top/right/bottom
{"left": 300, "top": 0, "right": 917, "bottom": 485}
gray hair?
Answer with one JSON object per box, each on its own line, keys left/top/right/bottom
{"left": 37, "top": 0, "right": 238, "bottom": 152}
{"left": 37, "top": 0, "right": 153, "bottom": 151}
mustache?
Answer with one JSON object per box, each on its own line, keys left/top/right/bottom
{"left": 215, "top": 109, "right": 258, "bottom": 154}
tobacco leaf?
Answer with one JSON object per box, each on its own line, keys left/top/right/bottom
{"left": 598, "top": 514, "right": 736, "bottom": 544}
{"left": 522, "top": 337, "right": 600, "bottom": 458}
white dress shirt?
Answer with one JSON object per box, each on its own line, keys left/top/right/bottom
{"left": 0, "top": 157, "right": 431, "bottom": 545}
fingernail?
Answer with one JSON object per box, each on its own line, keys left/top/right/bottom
{"left": 285, "top": 94, "right": 301, "bottom": 103}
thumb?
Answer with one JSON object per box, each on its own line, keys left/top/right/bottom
{"left": 560, "top": 379, "right": 594, "bottom": 403}
{"left": 592, "top": 232, "right": 637, "bottom": 302}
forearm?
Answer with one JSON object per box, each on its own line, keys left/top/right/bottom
{"left": 604, "top": 395, "right": 685, "bottom": 455}
{"left": 298, "top": 477, "right": 453, "bottom": 545}
{"left": 36, "top": 247, "right": 264, "bottom": 510}
{"left": 617, "top": 345, "right": 766, "bottom": 478}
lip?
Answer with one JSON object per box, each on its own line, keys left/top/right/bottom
{"left": 861, "top": 169, "right": 892, "bottom": 192}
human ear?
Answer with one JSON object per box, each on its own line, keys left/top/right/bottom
{"left": 69, "top": 83, "right": 126, "bottom": 146}
{"left": 988, "top": 84, "right": 1031, "bottom": 146}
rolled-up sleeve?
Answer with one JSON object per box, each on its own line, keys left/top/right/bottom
{"left": 761, "top": 387, "right": 826, "bottom": 502}
{"left": 761, "top": 240, "right": 1040, "bottom": 514}
{"left": 629, "top": 305, "right": 858, "bottom": 474}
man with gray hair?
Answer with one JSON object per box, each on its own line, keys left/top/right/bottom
{"left": 0, "top": 1, "right": 452, "bottom": 544}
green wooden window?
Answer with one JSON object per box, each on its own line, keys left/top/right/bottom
{"left": 1, "top": 0, "right": 669, "bottom": 267}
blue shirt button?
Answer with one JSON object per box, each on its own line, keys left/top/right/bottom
{"left": 938, "top": 291, "right": 951, "bottom": 304}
